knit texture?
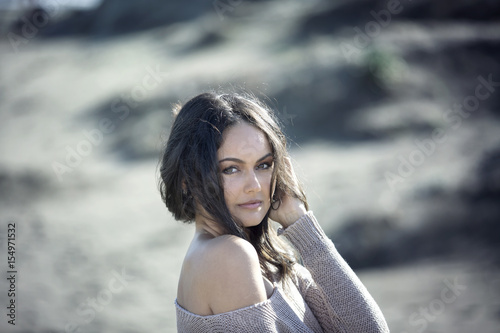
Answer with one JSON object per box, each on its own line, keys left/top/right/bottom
{"left": 175, "top": 211, "right": 390, "bottom": 332}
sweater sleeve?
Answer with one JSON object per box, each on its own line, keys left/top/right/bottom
{"left": 279, "top": 211, "right": 390, "bottom": 333}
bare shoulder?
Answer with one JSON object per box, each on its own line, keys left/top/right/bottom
{"left": 205, "top": 234, "right": 259, "bottom": 269}
{"left": 179, "top": 234, "right": 268, "bottom": 315}
{"left": 204, "top": 235, "right": 268, "bottom": 314}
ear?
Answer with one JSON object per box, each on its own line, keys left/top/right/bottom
{"left": 270, "top": 175, "right": 277, "bottom": 200}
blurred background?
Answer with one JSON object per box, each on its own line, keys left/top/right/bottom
{"left": 0, "top": 0, "right": 499, "bottom": 332}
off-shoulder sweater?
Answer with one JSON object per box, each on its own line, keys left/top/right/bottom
{"left": 175, "top": 211, "right": 390, "bottom": 332}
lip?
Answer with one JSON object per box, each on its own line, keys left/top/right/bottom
{"left": 238, "top": 200, "right": 262, "bottom": 209}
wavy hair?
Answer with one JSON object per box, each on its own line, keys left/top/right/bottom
{"left": 158, "top": 91, "right": 308, "bottom": 281}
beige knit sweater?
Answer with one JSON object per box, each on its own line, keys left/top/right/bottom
{"left": 175, "top": 211, "right": 390, "bottom": 332}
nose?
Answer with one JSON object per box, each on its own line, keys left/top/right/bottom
{"left": 244, "top": 170, "right": 261, "bottom": 193}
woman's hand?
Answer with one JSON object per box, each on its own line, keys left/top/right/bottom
{"left": 269, "top": 157, "right": 307, "bottom": 228}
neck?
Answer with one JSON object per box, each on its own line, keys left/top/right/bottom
{"left": 194, "top": 214, "right": 224, "bottom": 238}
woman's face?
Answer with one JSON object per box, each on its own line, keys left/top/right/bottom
{"left": 217, "top": 122, "right": 274, "bottom": 228}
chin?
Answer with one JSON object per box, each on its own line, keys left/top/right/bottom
{"left": 242, "top": 218, "right": 264, "bottom": 228}
{"left": 235, "top": 210, "right": 268, "bottom": 228}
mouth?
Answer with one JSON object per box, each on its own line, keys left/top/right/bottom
{"left": 238, "top": 200, "right": 262, "bottom": 209}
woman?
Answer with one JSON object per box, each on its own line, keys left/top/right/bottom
{"left": 158, "top": 92, "right": 390, "bottom": 332}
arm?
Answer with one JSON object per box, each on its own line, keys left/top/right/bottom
{"left": 280, "top": 212, "right": 390, "bottom": 333}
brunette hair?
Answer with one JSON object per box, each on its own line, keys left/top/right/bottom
{"left": 158, "top": 91, "right": 308, "bottom": 280}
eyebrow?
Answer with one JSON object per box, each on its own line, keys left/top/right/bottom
{"left": 219, "top": 153, "right": 273, "bottom": 164}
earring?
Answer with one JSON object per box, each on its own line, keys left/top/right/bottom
{"left": 182, "top": 188, "right": 193, "bottom": 200}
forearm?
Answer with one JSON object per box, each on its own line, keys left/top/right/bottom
{"left": 280, "top": 211, "right": 390, "bottom": 332}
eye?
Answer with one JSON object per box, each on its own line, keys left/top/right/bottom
{"left": 257, "top": 161, "right": 273, "bottom": 170}
{"left": 222, "top": 166, "right": 238, "bottom": 175}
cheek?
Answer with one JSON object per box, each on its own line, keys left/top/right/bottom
{"left": 222, "top": 177, "right": 240, "bottom": 202}
{"left": 259, "top": 173, "right": 273, "bottom": 196}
